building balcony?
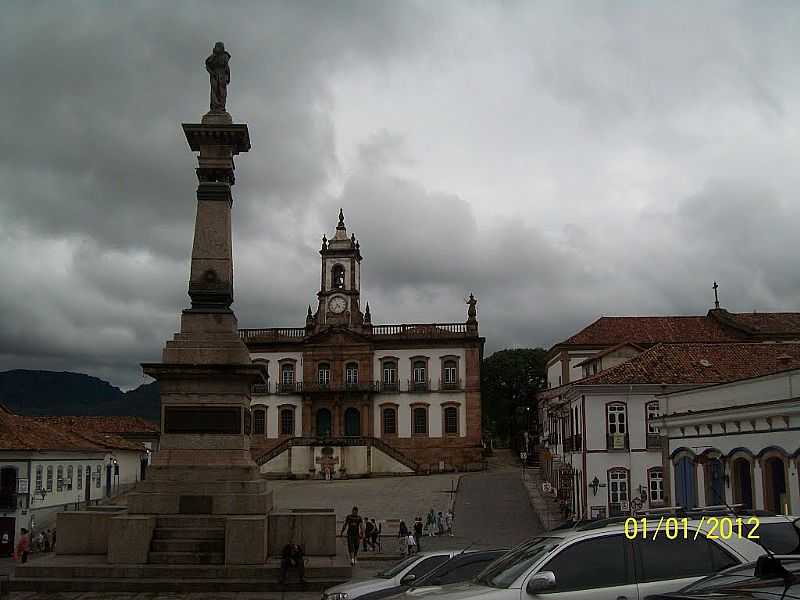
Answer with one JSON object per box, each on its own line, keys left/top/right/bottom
{"left": 646, "top": 434, "right": 662, "bottom": 449}
{"left": 277, "top": 382, "right": 303, "bottom": 394}
{"left": 606, "top": 433, "right": 630, "bottom": 451}
{"left": 377, "top": 381, "right": 399, "bottom": 393}
{"left": 252, "top": 383, "right": 271, "bottom": 395}
{"left": 439, "top": 378, "right": 462, "bottom": 391}
{"left": 409, "top": 379, "right": 431, "bottom": 393}
{"left": 303, "top": 382, "right": 376, "bottom": 394}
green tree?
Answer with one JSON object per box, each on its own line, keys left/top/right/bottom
{"left": 481, "top": 348, "right": 547, "bottom": 442}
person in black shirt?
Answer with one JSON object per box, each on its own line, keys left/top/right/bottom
{"left": 340, "top": 506, "right": 364, "bottom": 566}
{"left": 413, "top": 517, "right": 424, "bottom": 552}
{"left": 364, "top": 518, "right": 375, "bottom": 551}
{"left": 280, "top": 543, "right": 305, "bottom": 584}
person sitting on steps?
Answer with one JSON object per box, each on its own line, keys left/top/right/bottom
{"left": 280, "top": 542, "right": 306, "bottom": 584}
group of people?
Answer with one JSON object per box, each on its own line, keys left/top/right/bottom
{"left": 340, "top": 506, "right": 382, "bottom": 565}
{"left": 12, "top": 527, "right": 57, "bottom": 563}
{"left": 398, "top": 509, "right": 454, "bottom": 555}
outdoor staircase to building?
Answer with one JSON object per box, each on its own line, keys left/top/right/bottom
{"left": 523, "top": 466, "right": 565, "bottom": 531}
{"left": 255, "top": 436, "right": 420, "bottom": 473}
{"left": 149, "top": 515, "right": 225, "bottom": 565}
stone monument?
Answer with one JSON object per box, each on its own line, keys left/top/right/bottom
{"left": 12, "top": 44, "right": 346, "bottom": 592}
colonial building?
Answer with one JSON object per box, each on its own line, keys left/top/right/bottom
{"left": 239, "top": 211, "right": 484, "bottom": 477}
{"left": 658, "top": 366, "right": 800, "bottom": 515}
{"left": 0, "top": 408, "right": 154, "bottom": 556}
{"left": 537, "top": 309, "right": 800, "bottom": 521}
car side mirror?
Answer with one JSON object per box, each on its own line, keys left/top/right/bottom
{"left": 526, "top": 571, "right": 556, "bottom": 594}
{"left": 401, "top": 574, "right": 417, "bottom": 586}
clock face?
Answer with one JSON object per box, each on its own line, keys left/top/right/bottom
{"left": 329, "top": 296, "right": 347, "bottom": 314}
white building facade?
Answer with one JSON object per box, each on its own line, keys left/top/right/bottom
{"left": 659, "top": 368, "right": 800, "bottom": 515}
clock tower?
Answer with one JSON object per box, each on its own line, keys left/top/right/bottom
{"left": 314, "top": 209, "right": 364, "bottom": 330}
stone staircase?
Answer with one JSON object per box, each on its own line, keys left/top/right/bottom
{"left": 523, "top": 467, "right": 565, "bottom": 531}
{"left": 149, "top": 515, "right": 225, "bottom": 565}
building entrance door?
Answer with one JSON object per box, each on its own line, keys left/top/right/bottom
{"left": 344, "top": 408, "right": 361, "bottom": 437}
{"left": 732, "top": 458, "right": 753, "bottom": 509}
{"left": 675, "top": 456, "right": 696, "bottom": 508}
{"left": 0, "top": 517, "right": 14, "bottom": 557}
{"left": 764, "top": 457, "right": 788, "bottom": 514}
{"left": 707, "top": 459, "right": 725, "bottom": 505}
{"left": 316, "top": 408, "right": 332, "bottom": 437}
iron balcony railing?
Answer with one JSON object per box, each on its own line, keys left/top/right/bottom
{"left": 646, "top": 433, "right": 662, "bottom": 449}
{"left": 439, "top": 378, "right": 462, "bottom": 391}
{"left": 409, "top": 379, "right": 431, "bottom": 393}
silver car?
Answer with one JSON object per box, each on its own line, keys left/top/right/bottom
{"left": 323, "top": 551, "right": 459, "bottom": 600}
{"left": 393, "top": 517, "right": 787, "bottom": 600}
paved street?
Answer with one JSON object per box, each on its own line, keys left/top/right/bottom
{"left": 7, "top": 459, "right": 543, "bottom": 599}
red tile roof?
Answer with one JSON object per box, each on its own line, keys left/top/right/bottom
{"left": 576, "top": 342, "right": 800, "bottom": 386}
{"left": 37, "top": 415, "right": 159, "bottom": 434}
{"left": 560, "top": 316, "right": 743, "bottom": 347}
{"left": 0, "top": 411, "right": 146, "bottom": 452}
{"left": 720, "top": 311, "right": 800, "bottom": 336}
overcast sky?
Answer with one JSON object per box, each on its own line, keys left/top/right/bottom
{"left": 2, "top": 1, "right": 799, "bottom": 389}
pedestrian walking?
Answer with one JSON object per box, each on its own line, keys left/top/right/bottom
{"left": 340, "top": 506, "right": 364, "bottom": 566}
{"left": 43, "top": 529, "right": 51, "bottom": 552}
{"left": 370, "top": 518, "right": 381, "bottom": 551}
{"left": 14, "top": 528, "right": 30, "bottom": 564}
{"left": 426, "top": 509, "right": 437, "bottom": 536}
{"left": 51, "top": 528, "right": 57, "bottom": 552}
{"left": 364, "top": 518, "right": 375, "bottom": 552}
{"left": 413, "top": 517, "right": 424, "bottom": 552}
{"left": 445, "top": 510, "right": 454, "bottom": 536}
{"left": 437, "top": 511, "right": 445, "bottom": 536}
{"left": 406, "top": 530, "right": 417, "bottom": 555}
{"left": 398, "top": 520, "right": 409, "bottom": 555}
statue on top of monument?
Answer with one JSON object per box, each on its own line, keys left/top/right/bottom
{"left": 205, "top": 42, "right": 231, "bottom": 112}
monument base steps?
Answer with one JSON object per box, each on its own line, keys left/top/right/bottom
{"left": 148, "top": 514, "right": 225, "bottom": 565}
{"left": 11, "top": 555, "right": 351, "bottom": 592}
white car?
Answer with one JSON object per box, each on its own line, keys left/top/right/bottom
{"left": 322, "top": 551, "right": 459, "bottom": 600}
{"left": 388, "top": 516, "right": 798, "bottom": 600}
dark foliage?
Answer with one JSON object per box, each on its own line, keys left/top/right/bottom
{"left": 481, "top": 348, "right": 547, "bottom": 442}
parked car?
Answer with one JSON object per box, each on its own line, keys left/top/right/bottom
{"left": 358, "top": 549, "right": 509, "bottom": 600}
{"left": 322, "top": 551, "right": 458, "bottom": 600}
{"left": 386, "top": 516, "right": 796, "bottom": 600}
{"left": 645, "top": 554, "right": 800, "bottom": 600}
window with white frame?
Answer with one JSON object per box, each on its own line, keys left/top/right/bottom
{"left": 608, "top": 469, "right": 629, "bottom": 507}
{"left": 35, "top": 465, "right": 43, "bottom": 492}
{"left": 86, "top": 465, "right": 91, "bottom": 488}
{"left": 382, "top": 361, "right": 397, "bottom": 385}
{"left": 649, "top": 468, "right": 665, "bottom": 503}
{"left": 318, "top": 362, "right": 330, "bottom": 385}
{"left": 646, "top": 401, "right": 660, "bottom": 434}
{"left": 281, "top": 363, "right": 295, "bottom": 389}
{"left": 77, "top": 466, "right": 83, "bottom": 490}
{"left": 46, "top": 466, "right": 53, "bottom": 491}
{"left": 253, "top": 409, "right": 266, "bottom": 435}
{"left": 413, "top": 360, "right": 426, "bottom": 384}
{"left": 56, "top": 466, "right": 64, "bottom": 492}
{"left": 412, "top": 406, "right": 428, "bottom": 435}
{"left": 607, "top": 403, "right": 627, "bottom": 434}
{"left": 346, "top": 362, "right": 358, "bottom": 385}
{"left": 95, "top": 465, "right": 101, "bottom": 488}
{"left": 67, "top": 465, "right": 73, "bottom": 490}
{"left": 443, "top": 360, "right": 458, "bottom": 384}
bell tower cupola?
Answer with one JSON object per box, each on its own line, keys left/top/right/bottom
{"left": 316, "top": 209, "right": 363, "bottom": 329}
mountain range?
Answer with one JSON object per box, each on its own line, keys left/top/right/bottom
{"left": 0, "top": 370, "right": 160, "bottom": 421}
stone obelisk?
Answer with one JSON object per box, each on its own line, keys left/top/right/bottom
{"left": 139, "top": 42, "right": 270, "bottom": 513}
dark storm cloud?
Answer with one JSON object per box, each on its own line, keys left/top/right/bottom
{"left": 1, "top": 2, "right": 799, "bottom": 388}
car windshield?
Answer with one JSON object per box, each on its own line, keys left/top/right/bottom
{"left": 377, "top": 555, "right": 424, "bottom": 579}
{"left": 474, "top": 537, "right": 561, "bottom": 589}
{"left": 414, "top": 551, "right": 506, "bottom": 587}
